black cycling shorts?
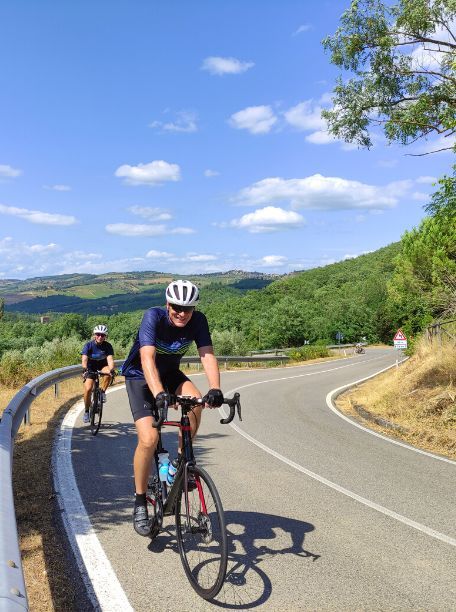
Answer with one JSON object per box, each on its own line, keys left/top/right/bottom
{"left": 125, "top": 370, "right": 190, "bottom": 422}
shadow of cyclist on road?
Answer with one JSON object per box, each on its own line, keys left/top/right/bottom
{"left": 147, "top": 509, "right": 319, "bottom": 609}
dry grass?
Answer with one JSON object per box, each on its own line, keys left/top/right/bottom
{"left": 6, "top": 378, "right": 88, "bottom": 611}
{"left": 336, "top": 338, "right": 456, "bottom": 459}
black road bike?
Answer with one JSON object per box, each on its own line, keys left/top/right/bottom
{"left": 86, "top": 370, "right": 112, "bottom": 436}
{"left": 147, "top": 393, "right": 241, "bottom": 600}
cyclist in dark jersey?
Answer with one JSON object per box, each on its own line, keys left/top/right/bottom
{"left": 123, "top": 280, "right": 224, "bottom": 536}
{"left": 81, "top": 324, "right": 115, "bottom": 423}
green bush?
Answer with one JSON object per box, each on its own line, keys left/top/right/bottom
{"left": 0, "top": 350, "right": 33, "bottom": 387}
{"left": 211, "top": 329, "right": 249, "bottom": 356}
{"left": 287, "top": 345, "right": 330, "bottom": 361}
{"left": 0, "top": 336, "right": 83, "bottom": 387}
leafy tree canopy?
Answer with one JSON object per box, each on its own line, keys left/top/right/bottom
{"left": 322, "top": 0, "right": 456, "bottom": 153}
{"left": 388, "top": 210, "right": 456, "bottom": 330}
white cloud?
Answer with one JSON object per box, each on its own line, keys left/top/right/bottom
{"left": 283, "top": 98, "right": 349, "bottom": 145}
{"left": 236, "top": 174, "right": 403, "bottom": 210}
{"left": 229, "top": 105, "right": 277, "bottom": 134}
{"left": 128, "top": 206, "right": 172, "bottom": 221}
{"left": 0, "top": 238, "right": 103, "bottom": 278}
{"left": 229, "top": 206, "right": 304, "bottom": 233}
{"left": 259, "top": 255, "right": 288, "bottom": 266}
{"left": 149, "top": 111, "right": 198, "bottom": 133}
{"left": 146, "top": 249, "right": 174, "bottom": 258}
{"left": 305, "top": 130, "right": 337, "bottom": 145}
{"left": 0, "top": 164, "right": 22, "bottom": 178}
{"left": 115, "top": 160, "right": 181, "bottom": 186}
{"left": 292, "top": 24, "right": 312, "bottom": 36}
{"left": 204, "top": 169, "right": 220, "bottom": 178}
{"left": 201, "top": 56, "right": 254, "bottom": 75}
{"left": 411, "top": 191, "right": 429, "bottom": 201}
{"left": 105, "top": 223, "right": 167, "bottom": 237}
{"left": 106, "top": 223, "right": 195, "bottom": 237}
{"left": 171, "top": 227, "right": 196, "bottom": 235}
{"left": 0, "top": 203, "right": 77, "bottom": 225}
{"left": 416, "top": 175, "right": 437, "bottom": 184}
{"left": 186, "top": 254, "right": 217, "bottom": 262}
{"left": 43, "top": 184, "right": 71, "bottom": 191}
{"left": 284, "top": 100, "right": 326, "bottom": 132}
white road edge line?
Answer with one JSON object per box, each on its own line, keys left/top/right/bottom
{"left": 52, "top": 385, "right": 134, "bottom": 612}
{"left": 220, "top": 360, "right": 456, "bottom": 548}
{"left": 326, "top": 363, "right": 456, "bottom": 466}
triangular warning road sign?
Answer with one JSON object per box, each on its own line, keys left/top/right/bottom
{"left": 394, "top": 329, "right": 407, "bottom": 341}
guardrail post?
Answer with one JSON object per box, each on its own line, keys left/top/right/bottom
{"left": 54, "top": 383, "right": 60, "bottom": 399}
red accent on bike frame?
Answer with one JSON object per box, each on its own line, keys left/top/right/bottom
{"left": 196, "top": 478, "right": 207, "bottom": 513}
{"left": 181, "top": 425, "right": 192, "bottom": 432}
{"left": 146, "top": 495, "right": 156, "bottom": 507}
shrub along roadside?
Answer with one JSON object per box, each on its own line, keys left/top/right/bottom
{"left": 287, "top": 345, "right": 330, "bottom": 361}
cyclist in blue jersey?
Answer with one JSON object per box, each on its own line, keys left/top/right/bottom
{"left": 122, "top": 279, "right": 224, "bottom": 536}
{"left": 81, "top": 324, "right": 115, "bottom": 423}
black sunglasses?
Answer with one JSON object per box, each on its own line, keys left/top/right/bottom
{"left": 169, "top": 304, "right": 195, "bottom": 313}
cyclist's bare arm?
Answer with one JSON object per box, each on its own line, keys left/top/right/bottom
{"left": 140, "top": 345, "right": 165, "bottom": 397}
{"left": 82, "top": 355, "right": 88, "bottom": 369}
{"left": 198, "top": 345, "right": 221, "bottom": 390}
{"left": 107, "top": 354, "right": 115, "bottom": 371}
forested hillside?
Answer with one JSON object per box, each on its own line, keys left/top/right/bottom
{"left": 204, "top": 243, "right": 402, "bottom": 347}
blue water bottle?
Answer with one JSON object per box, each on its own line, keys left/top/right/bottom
{"left": 167, "top": 458, "right": 179, "bottom": 485}
{"left": 158, "top": 451, "right": 170, "bottom": 482}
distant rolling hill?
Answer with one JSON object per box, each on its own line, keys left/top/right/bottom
{"left": 3, "top": 271, "right": 277, "bottom": 314}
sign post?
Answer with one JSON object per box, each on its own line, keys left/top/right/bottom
{"left": 393, "top": 329, "right": 407, "bottom": 350}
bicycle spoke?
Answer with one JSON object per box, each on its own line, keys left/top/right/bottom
{"left": 175, "top": 466, "right": 227, "bottom": 600}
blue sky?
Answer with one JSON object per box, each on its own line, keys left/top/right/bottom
{"left": 0, "top": 0, "right": 453, "bottom": 280}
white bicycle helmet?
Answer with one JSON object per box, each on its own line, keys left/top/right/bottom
{"left": 165, "top": 280, "right": 199, "bottom": 306}
{"left": 93, "top": 324, "right": 108, "bottom": 335}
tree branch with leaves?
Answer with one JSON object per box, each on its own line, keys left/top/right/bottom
{"left": 322, "top": 0, "right": 456, "bottom": 153}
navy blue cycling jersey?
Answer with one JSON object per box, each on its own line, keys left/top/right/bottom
{"left": 122, "top": 307, "right": 212, "bottom": 380}
{"left": 81, "top": 340, "right": 114, "bottom": 371}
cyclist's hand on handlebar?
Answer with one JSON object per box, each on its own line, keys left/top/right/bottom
{"left": 155, "top": 391, "right": 176, "bottom": 411}
{"left": 82, "top": 368, "right": 88, "bottom": 381}
{"left": 203, "top": 388, "right": 224, "bottom": 408}
{"left": 109, "top": 368, "right": 116, "bottom": 377}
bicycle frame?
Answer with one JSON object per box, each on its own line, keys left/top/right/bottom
{"left": 148, "top": 405, "right": 198, "bottom": 518}
{"left": 146, "top": 393, "right": 241, "bottom": 600}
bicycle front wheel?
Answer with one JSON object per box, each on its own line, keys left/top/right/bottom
{"left": 90, "top": 389, "right": 103, "bottom": 436}
{"left": 175, "top": 465, "right": 227, "bottom": 600}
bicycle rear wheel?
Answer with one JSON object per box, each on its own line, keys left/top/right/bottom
{"left": 175, "top": 465, "right": 227, "bottom": 600}
{"left": 90, "top": 389, "right": 103, "bottom": 436}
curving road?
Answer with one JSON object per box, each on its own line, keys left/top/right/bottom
{"left": 54, "top": 349, "right": 456, "bottom": 611}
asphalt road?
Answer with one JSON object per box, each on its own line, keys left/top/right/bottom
{"left": 58, "top": 349, "right": 456, "bottom": 611}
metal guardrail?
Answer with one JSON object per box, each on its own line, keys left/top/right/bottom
{"left": 0, "top": 354, "right": 290, "bottom": 609}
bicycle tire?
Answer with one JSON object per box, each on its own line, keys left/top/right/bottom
{"left": 90, "top": 388, "right": 103, "bottom": 436}
{"left": 175, "top": 465, "right": 227, "bottom": 600}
